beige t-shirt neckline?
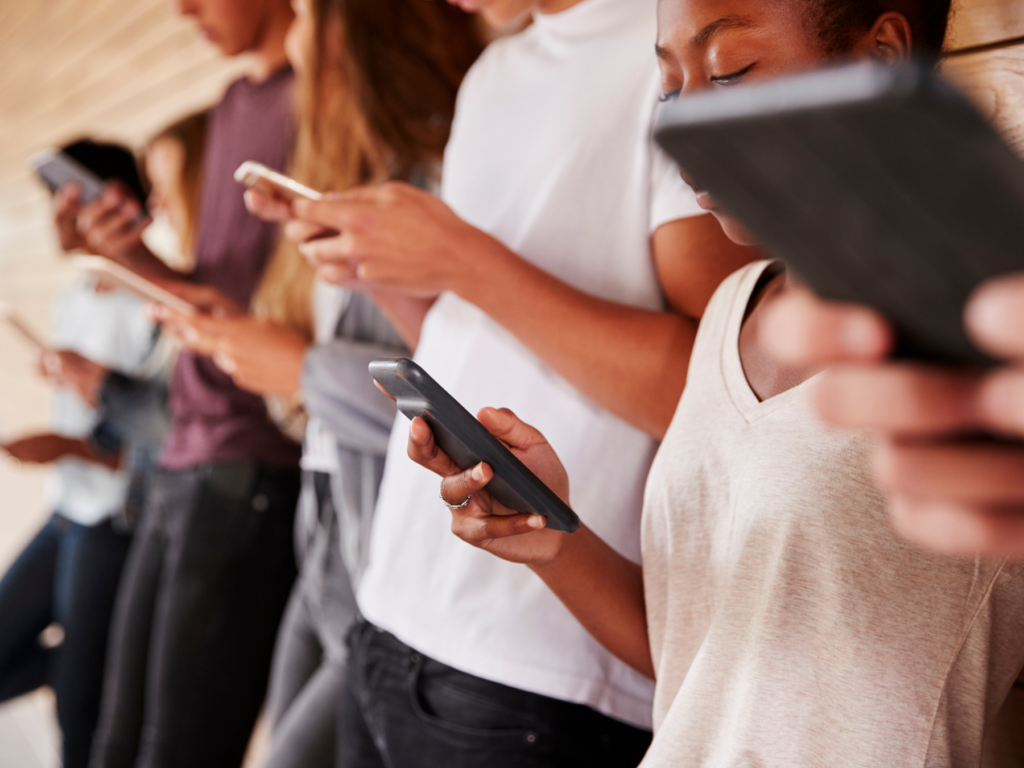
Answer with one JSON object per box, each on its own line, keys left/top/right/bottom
{"left": 721, "top": 261, "right": 817, "bottom": 423}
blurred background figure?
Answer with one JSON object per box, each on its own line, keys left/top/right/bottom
{"left": 0, "top": 140, "right": 158, "bottom": 768}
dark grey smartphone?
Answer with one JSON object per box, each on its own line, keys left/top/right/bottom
{"left": 369, "top": 358, "right": 581, "bottom": 533}
{"left": 655, "top": 59, "right": 1024, "bottom": 368}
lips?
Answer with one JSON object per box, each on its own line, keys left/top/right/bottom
{"left": 679, "top": 170, "right": 716, "bottom": 211}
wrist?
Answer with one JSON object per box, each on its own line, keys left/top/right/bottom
{"left": 448, "top": 230, "right": 515, "bottom": 300}
{"left": 529, "top": 523, "right": 591, "bottom": 576}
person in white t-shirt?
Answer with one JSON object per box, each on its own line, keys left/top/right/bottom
{"left": 407, "top": 1, "right": 1024, "bottom": 766}
{"left": 244, "top": 0, "right": 753, "bottom": 765}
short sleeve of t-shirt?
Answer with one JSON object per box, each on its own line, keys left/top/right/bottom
{"left": 649, "top": 144, "right": 704, "bottom": 233}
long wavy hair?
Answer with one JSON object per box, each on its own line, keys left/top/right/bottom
{"left": 252, "top": 0, "right": 485, "bottom": 340}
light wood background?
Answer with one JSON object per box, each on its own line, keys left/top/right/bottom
{"left": 0, "top": 0, "right": 1021, "bottom": 765}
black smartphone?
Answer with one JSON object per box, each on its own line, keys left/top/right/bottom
{"left": 655, "top": 59, "right": 1024, "bottom": 368}
{"left": 369, "top": 358, "right": 581, "bottom": 533}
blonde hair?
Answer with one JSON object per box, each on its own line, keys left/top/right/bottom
{"left": 146, "top": 111, "right": 207, "bottom": 272}
{"left": 251, "top": 0, "right": 484, "bottom": 341}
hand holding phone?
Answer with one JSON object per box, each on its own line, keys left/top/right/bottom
{"left": 370, "top": 358, "right": 581, "bottom": 533}
{"left": 235, "top": 161, "right": 323, "bottom": 204}
{"left": 73, "top": 256, "right": 197, "bottom": 316}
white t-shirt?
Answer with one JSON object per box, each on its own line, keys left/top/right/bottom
{"left": 48, "top": 280, "right": 155, "bottom": 526}
{"left": 357, "top": 0, "right": 702, "bottom": 729}
{"left": 641, "top": 262, "right": 1024, "bottom": 767}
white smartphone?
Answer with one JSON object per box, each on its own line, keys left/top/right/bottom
{"left": 73, "top": 256, "right": 197, "bottom": 316}
{"left": 0, "top": 302, "right": 48, "bottom": 352}
{"left": 234, "top": 161, "right": 324, "bottom": 202}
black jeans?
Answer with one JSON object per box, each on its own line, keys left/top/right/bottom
{"left": 0, "top": 513, "right": 132, "bottom": 768}
{"left": 337, "top": 620, "right": 652, "bottom": 768}
{"left": 90, "top": 461, "right": 300, "bottom": 768}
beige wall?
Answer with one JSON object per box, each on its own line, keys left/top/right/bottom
{"left": 0, "top": 1, "right": 248, "bottom": 762}
{"left": 0, "top": 0, "right": 247, "bottom": 569}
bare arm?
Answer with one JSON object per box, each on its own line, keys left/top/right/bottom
{"left": 3, "top": 433, "right": 121, "bottom": 471}
{"left": 295, "top": 185, "right": 757, "bottom": 438}
{"left": 407, "top": 408, "right": 655, "bottom": 678}
{"left": 446, "top": 215, "right": 754, "bottom": 437}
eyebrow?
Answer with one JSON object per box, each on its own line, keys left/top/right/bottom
{"left": 691, "top": 15, "right": 754, "bottom": 47}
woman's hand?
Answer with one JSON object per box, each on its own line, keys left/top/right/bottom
{"left": 206, "top": 316, "right": 309, "bottom": 396}
{"left": 406, "top": 407, "right": 573, "bottom": 567}
{"left": 149, "top": 283, "right": 246, "bottom": 356}
{"left": 39, "top": 350, "right": 108, "bottom": 406}
{"left": 292, "top": 182, "right": 503, "bottom": 298}
{"left": 762, "top": 277, "right": 1024, "bottom": 557}
{"left": 74, "top": 183, "right": 151, "bottom": 264}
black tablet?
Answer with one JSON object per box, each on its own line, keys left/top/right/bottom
{"left": 655, "top": 59, "right": 1024, "bottom": 368}
{"left": 369, "top": 358, "right": 581, "bottom": 533}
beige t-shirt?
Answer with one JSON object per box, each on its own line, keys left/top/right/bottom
{"left": 641, "top": 261, "right": 1024, "bottom": 768}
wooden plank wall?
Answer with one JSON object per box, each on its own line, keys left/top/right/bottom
{"left": 945, "top": 0, "right": 1024, "bottom": 152}
{"left": 0, "top": 0, "right": 247, "bottom": 572}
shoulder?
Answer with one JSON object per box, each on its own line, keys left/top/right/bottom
{"left": 458, "top": 28, "right": 536, "bottom": 97}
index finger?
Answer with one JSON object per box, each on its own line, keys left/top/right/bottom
{"left": 292, "top": 188, "right": 379, "bottom": 231}
{"left": 244, "top": 188, "right": 293, "bottom": 223}
{"left": 407, "top": 416, "right": 462, "bottom": 478}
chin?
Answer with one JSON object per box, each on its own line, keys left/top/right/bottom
{"left": 715, "top": 214, "right": 759, "bottom": 247}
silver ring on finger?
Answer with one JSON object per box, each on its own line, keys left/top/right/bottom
{"left": 439, "top": 487, "right": 472, "bottom": 510}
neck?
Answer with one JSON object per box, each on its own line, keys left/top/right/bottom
{"left": 536, "top": 0, "right": 588, "bottom": 15}
{"left": 247, "top": 5, "right": 293, "bottom": 83}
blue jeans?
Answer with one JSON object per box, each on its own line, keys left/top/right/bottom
{"left": 0, "top": 513, "right": 132, "bottom": 768}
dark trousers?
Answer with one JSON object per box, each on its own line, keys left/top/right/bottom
{"left": 337, "top": 619, "right": 652, "bottom": 768}
{"left": 0, "top": 513, "right": 132, "bottom": 768}
{"left": 90, "top": 461, "right": 300, "bottom": 768}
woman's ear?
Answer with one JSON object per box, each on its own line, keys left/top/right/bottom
{"left": 851, "top": 12, "right": 913, "bottom": 63}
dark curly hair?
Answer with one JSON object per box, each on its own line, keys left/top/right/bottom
{"left": 807, "top": 0, "right": 953, "bottom": 56}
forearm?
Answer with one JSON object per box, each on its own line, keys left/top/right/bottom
{"left": 110, "top": 242, "right": 182, "bottom": 282}
{"left": 455, "top": 245, "right": 694, "bottom": 439}
{"left": 531, "top": 526, "right": 654, "bottom": 679}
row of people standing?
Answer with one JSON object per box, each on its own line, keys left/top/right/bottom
{"left": 4, "top": 0, "right": 1024, "bottom": 767}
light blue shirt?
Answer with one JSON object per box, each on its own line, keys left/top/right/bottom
{"left": 47, "top": 279, "right": 155, "bottom": 526}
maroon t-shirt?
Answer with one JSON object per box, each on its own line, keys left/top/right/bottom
{"left": 161, "top": 67, "right": 302, "bottom": 470}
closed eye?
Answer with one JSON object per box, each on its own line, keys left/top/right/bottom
{"left": 711, "top": 63, "right": 756, "bottom": 85}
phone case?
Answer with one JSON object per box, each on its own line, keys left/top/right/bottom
{"left": 233, "top": 161, "right": 324, "bottom": 202}
{"left": 369, "top": 358, "right": 581, "bottom": 533}
{"left": 31, "top": 149, "right": 106, "bottom": 203}
{"left": 655, "top": 60, "right": 1024, "bottom": 368}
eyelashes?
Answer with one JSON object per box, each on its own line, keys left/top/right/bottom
{"left": 710, "top": 62, "right": 756, "bottom": 85}
{"left": 659, "top": 61, "right": 758, "bottom": 102}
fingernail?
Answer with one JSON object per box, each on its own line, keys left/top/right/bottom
{"left": 471, "top": 463, "right": 485, "bottom": 481}
{"left": 528, "top": 516, "right": 546, "bottom": 529}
